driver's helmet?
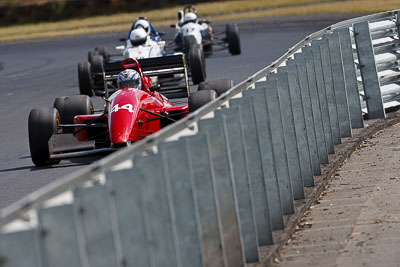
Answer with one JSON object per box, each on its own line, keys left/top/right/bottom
{"left": 129, "top": 28, "right": 148, "bottom": 46}
{"left": 118, "top": 69, "right": 142, "bottom": 89}
{"left": 134, "top": 19, "right": 151, "bottom": 35}
{"left": 184, "top": 12, "right": 198, "bottom": 24}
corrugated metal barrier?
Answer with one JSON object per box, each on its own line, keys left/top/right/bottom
{"left": 1, "top": 9, "right": 400, "bottom": 267}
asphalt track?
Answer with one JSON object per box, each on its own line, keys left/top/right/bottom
{"left": 0, "top": 15, "right": 355, "bottom": 210}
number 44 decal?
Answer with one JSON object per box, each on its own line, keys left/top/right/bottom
{"left": 111, "top": 104, "right": 134, "bottom": 114}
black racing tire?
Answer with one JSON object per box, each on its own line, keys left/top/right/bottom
{"left": 88, "top": 50, "right": 99, "bottom": 64}
{"left": 189, "top": 44, "right": 206, "bottom": 85}
{"left": 183, "top": 35, "right": 197, "bottom": 53}
{"left": 78, "top": 61, "right": 93, "bottom": 97}
{"left": 226, "top": 24, "right": 241, "bottom": 55}
{"left": 198, "top": 79, "right": 235, "bottom": 96}
{"left": 188, "top": 89, "right": 216, "bottom": 112}
{"left": 90, "top": 54, "right": 104, "bottom": 74}
{"left": 95, "top": 46, "right": 109, "bottom": 61}
{"left": 53, "top": 95, "right": 93, "bottom": 133}
{"left": 28, "top": 107, "right": 60, "bottom": 166}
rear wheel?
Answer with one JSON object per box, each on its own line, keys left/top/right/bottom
{"left": 90, "top": 54, "right": 104, "bottom": 74}
{"left": 53, "top": 95, "right": 93, "bottom": 133}
{"left": 88, "top": 50, "right": 99, "bottom": 64}
{"left": 189, "top": 89, "right": 216, "bottom": 112}
{"left": 183, "top": 35, "right": 197, "bottom": 53}
{"left": 198, "top": 79, "right": 234, "bottom": 96}
{"left": 95, "top": 46, "right": 109, "bottom": 61}
{"left": 189, "top": 44, "right": 206, "bottom": 84}
{"left": 226, "top": 24, "right": 241, "bottom": 55}
{"left": 78, "top": 61, "right": 93, "bottom": 96}
{"left": 28, "top": 108, "right": 60, "bottom": 166}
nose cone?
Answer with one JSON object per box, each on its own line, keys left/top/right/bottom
{"left": 109, "top": 90, "right": 139, "bottom": 145}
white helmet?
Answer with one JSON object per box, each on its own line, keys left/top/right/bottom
{"left": 118, "top": 69, "right": 142, "bottom": 89}
{"left": 130, "top": 28, "right": 148, "bottom": 46}
{"left": 184, "top": 12, "right": 197, "bottom": 23}
{"left": 134, "top": 19, "right": 151, "bottom": 35}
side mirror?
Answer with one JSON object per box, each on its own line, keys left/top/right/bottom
{"left": 149, "top": 84, "right": 161, "bottom": 92}
{"left": 119, "top": 37, "right": 127, "bottom": 42}
{"left": 115, "top": 45, "right": 125, "bottom": 52}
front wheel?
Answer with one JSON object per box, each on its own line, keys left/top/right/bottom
{"left": 78, "top": 62, "right": 93, "bottom": 96}
{"left": 226, "top": 24, "right": 241, "bottom": 55}
{"left": 28, "top": 108, "right": 60, "bottom": 166}
{"left": 189, "top": 44, "right": 206, "bottom": 84}
{"left": 90, "top": 55, "right": 105, "bottom": 91}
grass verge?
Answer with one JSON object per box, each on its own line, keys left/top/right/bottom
{"left": 0, "top": 0, "right": 399, "bottom": 42}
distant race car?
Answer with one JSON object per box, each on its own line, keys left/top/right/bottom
{"left": 81, "top": 17, "right": 206, "bottom": 92}
{"left": 118, "top": 17, "right": 164, "bottom": 59}
{"left": 87, "top": 18, "right": 164, "bottom": 63}
{"left": 171, "top": 6, "right": 241, "bottom": 57}
{"left": 29, "top": 57, "right": 233, "bottom": 166}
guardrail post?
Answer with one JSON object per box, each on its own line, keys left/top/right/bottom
{"left": 287, "top": 58, "right": 321, "bottom": 177}
{"left": 215, "top": 107, "right": 262, "bottom": 262}
{"left": 310, "top": 44, "right": 335, "bottom": 154}
{"left": 353, "top": 21, "right": 386, "bottom": 119}
{"left": 314, "top": 38, "right": 341, "bottom": 145}
{"left": 326, "top": 32, "right": 353, "bottom": 137}
{"left": 397, "top": 11, "right": 400, "bottom": 36}
{"left": 230, "top": 96, "right": 285, "bottom": 231}
{"left": 74, "top": 184, "right": 119, "bottom": 267}
{"left": 158, "top": 140, "right": 205, "bottom": 267}
{"left": 0, "top": 229, "right": 42, "bottom": 267}
{"left": 133, "top": 154, "right": 181, "bottom": 267}
{"left": 263, "top": 79, "right": 295, "bottom": 214}
{"left": 184, "top": 133, "right": 226, "bottom": 267}
{"left": 249, "top": 86, "right": 287, "bottom": 227}
{"left": 37, "top": 204, "right": 82, "bottom": 267}
{"left": 105, "top": 169, "right": 152, "bottom": 267}
{"left": 268, "top": 72, "right": 305, "bottom": 200}
{"left": 279, "top": 65, "right": 314, "bottom": 187}
{"left": 335, "top": 28, "right": 364, "bottom": 128}
{"left": 296, "top": 49, "right": 329, "bottom": 164}
{"left": 198, "top": 117, "right": 245, "bottom": 267}
{"left": 242, "top": 88, "right": 284, "bottom": 230}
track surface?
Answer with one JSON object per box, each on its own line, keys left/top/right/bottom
{"left": 0, "top": 15, "right": 353, "bottom": 210}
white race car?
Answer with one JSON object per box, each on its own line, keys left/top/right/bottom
{"left": 79, "top": 18, "right": 207, "bottom": 96}
{"left": 171, "top": 6, "right": 241, "bottom": 57}
{"left": 116, "top": 18, "right": 166, "bottom": 59}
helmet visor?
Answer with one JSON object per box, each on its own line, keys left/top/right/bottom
{"left": 119, "top": 78, "right": 141, "bottom": 89}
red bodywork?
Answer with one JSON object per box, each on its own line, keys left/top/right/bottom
{"left": 74, "top": 58, "right": 189, "bottom": 146}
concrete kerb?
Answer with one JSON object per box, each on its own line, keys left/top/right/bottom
{"left": 247, "top": 111, "right": 400, "bottom": 267}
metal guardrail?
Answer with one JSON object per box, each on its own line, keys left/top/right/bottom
{"left": 1, "top": 9, "right": 400, "bottom": 267}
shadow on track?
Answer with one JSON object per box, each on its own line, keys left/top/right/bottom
{"left": 1, "top": 155, "right": 106, "bottom": 173}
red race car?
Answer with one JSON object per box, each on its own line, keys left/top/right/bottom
{"left": 28, "top": 56, "right": 233, "bottom": 166}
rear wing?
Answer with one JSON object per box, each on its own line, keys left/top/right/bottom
{"left": 104, "top": 55, "right": 190, "bottom": 99}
